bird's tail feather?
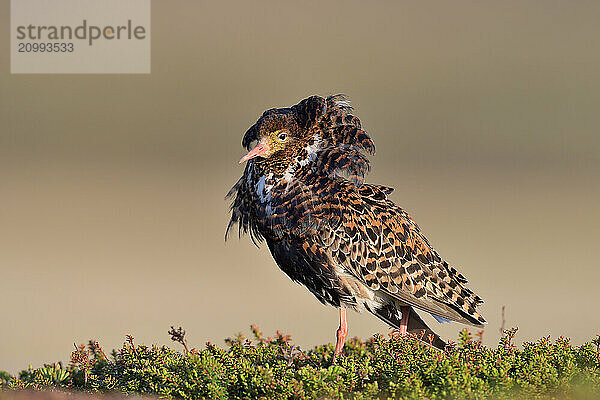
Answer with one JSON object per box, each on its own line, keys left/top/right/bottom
{"left": 369, "top": 299, "right": 447, "bottom": 350}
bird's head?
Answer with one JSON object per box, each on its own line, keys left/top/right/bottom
{"left": 237, "top": 95, "right": 375, "bottom": 177}
{"left": 238, "top": 96, "right": 327, "bottom": 174}
{"left": 238, "top": 126, "right": 298, "bottom": 169}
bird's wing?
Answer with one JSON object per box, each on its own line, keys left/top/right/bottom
{"left": 317, "top": 183, "right": 486, "bottom": 326}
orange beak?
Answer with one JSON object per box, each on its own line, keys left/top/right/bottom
{"left": 239, "top": 140, "right": 271, "bottom": 163}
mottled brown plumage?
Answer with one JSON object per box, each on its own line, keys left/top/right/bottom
{"left": 227, "top": 95, "right": 486, "bottom": 353}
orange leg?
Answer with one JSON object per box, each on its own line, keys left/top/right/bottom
{"left": 399, "top": 306, "right": 410, "bottom": 335}
{"left": 333, "top": 307, "right": 348, "bottom": 361}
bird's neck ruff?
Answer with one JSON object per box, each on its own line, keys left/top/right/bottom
{"left": 227, "top": 94, "right": 377, "bottom": 242}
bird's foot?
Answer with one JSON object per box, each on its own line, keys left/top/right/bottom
{"left": 332, "top": 325, "right": 348, "bottom": 362}
{"left": 332, "top": 307, "right": 348, "bottom": 362}
{"left": 399, "top": 306, "right": 410, "bottom": 335}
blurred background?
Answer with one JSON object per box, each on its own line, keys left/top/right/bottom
{"left": 1, "top": 1, "right": 599, "bottom": 373}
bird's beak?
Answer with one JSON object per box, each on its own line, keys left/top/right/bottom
{"left": 239, "top": 140, "right": 271, "bottom": 164}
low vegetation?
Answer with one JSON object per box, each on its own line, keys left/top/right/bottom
{"left": 1, "top": 326, "right": 599, "bottom": 399}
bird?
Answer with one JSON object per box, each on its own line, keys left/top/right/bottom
{"left": 226, "top": 95, "right": 486, "bottom": 357}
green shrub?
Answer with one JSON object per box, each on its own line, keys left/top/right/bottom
{"left": 3, "top": 327, "right": 600, "bottom": 399}
{"left": 0, "top": 371, "right": 11, "bottom": 388}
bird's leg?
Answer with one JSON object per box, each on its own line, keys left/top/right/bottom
{"left": 399, "top": 306, "right": 410, "bottom": 335}
{"left": 333, "top": 307, "right": 348, "bottom": 361}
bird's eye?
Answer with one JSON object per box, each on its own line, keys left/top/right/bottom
{"left": 277, "top": 132, "right": 288, "bottom": 142}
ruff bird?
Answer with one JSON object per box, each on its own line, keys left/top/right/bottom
{"left": 227, "top": 95, "right": 486, "bottom": 357}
